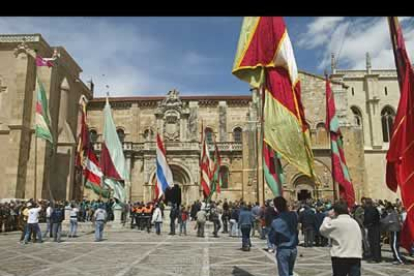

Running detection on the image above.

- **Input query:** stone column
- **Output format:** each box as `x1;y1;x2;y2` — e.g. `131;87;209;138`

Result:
125;155;132;202
218;101;227;142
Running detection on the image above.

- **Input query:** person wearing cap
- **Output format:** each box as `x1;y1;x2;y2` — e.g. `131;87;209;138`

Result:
93;204;107;242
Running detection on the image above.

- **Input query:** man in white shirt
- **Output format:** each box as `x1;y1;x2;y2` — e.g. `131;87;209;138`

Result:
320;201;362;276
23;201;44;244
43;202;53;239
93;204;107;242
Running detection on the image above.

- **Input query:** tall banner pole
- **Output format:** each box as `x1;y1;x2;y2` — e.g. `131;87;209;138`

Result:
34;135;38;200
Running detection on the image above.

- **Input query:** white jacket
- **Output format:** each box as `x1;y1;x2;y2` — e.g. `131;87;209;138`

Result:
320;215;362;259
152;207;163;223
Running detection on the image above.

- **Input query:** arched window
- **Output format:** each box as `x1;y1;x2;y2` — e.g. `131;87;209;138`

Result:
205;127;214;144
219;166;229;189
89;129;98;143
143;129;154;141
117;128;125;143
381;107;395;143
233;127;242;143
351;106;363;127
316;123;328;146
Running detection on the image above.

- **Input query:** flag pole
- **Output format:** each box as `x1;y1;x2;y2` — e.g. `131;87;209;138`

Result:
34;135;37;200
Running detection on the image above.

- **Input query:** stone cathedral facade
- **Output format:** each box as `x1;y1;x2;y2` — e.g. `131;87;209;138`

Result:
0;34;401;204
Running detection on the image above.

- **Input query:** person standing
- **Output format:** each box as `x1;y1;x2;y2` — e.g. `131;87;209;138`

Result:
221;199;230;234
210;203;221;238
268;197;299;276
238;204;254;251
19;203;30;242
264;200;278;252
23;201;44;244
196;207;207;238
152;203;163;235
381;203;404;264
179;206;189;236
320;201;362;276
251;202;262;238
364;198;382;263
169;204;178;235
43;202;53;239
51;202;65;243
299;204;317;248
93;204;107;242
69;203;79;238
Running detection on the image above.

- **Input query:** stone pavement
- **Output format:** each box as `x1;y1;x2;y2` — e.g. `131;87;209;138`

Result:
0;221;413;276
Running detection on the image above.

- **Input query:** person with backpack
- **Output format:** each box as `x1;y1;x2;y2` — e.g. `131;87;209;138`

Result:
51;202;65;243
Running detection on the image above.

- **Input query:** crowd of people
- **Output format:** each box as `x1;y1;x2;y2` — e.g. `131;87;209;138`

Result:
1;196;412;276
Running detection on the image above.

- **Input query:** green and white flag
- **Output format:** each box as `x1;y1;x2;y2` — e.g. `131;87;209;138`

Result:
35;77;53;143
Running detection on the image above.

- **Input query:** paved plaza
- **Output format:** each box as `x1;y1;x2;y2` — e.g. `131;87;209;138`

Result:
0;222;413;276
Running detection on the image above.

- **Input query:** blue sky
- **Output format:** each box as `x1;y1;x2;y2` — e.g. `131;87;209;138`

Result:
0;17;413;97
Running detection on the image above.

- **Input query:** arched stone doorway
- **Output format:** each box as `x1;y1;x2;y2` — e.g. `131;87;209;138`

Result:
293;175;315;201
150;164;196;205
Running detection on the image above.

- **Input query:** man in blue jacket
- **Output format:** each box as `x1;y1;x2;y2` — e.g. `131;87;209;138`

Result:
269;196;299;276
238;203;254;251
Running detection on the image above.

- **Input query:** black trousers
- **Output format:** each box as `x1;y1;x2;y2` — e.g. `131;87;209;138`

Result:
332;257;361;276
304;227;315;247
367;226;382;262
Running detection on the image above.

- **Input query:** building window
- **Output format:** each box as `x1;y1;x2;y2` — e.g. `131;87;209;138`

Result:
219;166;229;189
381;107;395;143
117;128;125;143
144;129;154;141
205;127;214;144
351;106;363;127
316;123;328;146
351;87;355;96
89;129;98;143
385;86;388;96
233;127;242;143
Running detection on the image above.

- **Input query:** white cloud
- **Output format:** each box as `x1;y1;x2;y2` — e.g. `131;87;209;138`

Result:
0;17;220;96
297;17;345;49
298;16;414;70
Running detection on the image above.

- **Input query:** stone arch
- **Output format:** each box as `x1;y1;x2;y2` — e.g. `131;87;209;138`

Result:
381;105;396;143
149;162;194;187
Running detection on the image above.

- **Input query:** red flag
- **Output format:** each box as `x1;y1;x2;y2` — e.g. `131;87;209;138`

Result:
325;77;355;207
76;96;89;168
200;122;212;198
386;17;414;251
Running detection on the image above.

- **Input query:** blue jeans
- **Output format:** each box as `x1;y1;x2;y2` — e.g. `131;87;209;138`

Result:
70;219;78;237
154;222;162;235
180;221;187;235
240;225;251;248
95;221;104;241
24;223;43;243
276;248;297;276
43;218;52;238
52;222;62;242
263;226;275;250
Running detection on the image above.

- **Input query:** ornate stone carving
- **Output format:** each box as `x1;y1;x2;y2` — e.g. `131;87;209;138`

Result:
13;39;30;58
155;89;190;142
